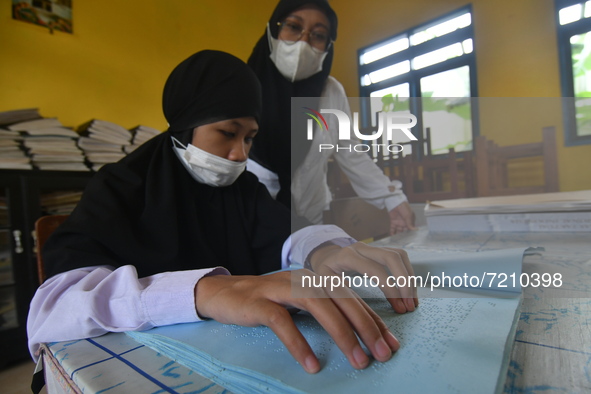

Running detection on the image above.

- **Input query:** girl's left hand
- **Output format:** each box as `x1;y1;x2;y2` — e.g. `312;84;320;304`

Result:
308;242;419;314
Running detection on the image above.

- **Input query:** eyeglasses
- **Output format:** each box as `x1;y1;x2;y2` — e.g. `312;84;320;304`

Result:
277;20;332;52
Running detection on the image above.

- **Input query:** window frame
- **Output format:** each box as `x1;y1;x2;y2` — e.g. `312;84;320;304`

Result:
356;4;479;157
556;0;591;146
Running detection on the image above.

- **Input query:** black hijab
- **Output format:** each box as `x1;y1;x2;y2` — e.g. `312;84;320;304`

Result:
247;0;338;208
43;50;290;279
164;51;262;133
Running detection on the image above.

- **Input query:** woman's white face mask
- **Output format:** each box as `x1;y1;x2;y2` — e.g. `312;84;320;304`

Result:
172;138;246;187
268;24;328;82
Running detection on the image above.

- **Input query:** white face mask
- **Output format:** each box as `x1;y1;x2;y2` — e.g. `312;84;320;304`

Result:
172;138;246;187
268;24;328;82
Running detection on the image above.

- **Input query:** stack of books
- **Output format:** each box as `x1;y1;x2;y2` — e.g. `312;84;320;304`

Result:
77;119;132;171
40;190;84;215
0;178;18;324
7;118;88;171
0;108;42;126
0;108;43;170
0;109;162;172
0;195;7;225
0;129;31;170
125;125;161;154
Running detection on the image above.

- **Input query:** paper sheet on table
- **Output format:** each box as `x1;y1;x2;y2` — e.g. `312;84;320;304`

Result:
405;247;542;294
127;248;531;394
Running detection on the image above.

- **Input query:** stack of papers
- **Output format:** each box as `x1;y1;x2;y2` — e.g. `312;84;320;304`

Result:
425;191;591;232
0;108;41;126
0;110;42;169
8;118;88;171
40;190;84;215
77;119;130;170
426;191;591;215
0;130;31;170
0;109;163;172
77;119;133;146
128;248;530;393
125;125;161;153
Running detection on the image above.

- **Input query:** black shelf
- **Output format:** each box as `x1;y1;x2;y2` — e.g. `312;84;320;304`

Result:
0;170;93;367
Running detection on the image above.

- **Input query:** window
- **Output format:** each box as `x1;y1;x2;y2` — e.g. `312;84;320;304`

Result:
357;6;478;159
556;0;591;146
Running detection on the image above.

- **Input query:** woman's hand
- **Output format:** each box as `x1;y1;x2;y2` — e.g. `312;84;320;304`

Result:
195;271;400;374
309;242;419;314
388;201;417;235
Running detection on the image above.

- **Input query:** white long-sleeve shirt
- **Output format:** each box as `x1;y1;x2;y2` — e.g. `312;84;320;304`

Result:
27;225;354;361
247;76;407;224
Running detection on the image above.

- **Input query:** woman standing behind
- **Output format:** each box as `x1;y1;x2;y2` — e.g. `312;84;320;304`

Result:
247;0;416;234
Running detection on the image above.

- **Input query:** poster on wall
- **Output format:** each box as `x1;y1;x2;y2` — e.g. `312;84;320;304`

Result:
12;0;72;34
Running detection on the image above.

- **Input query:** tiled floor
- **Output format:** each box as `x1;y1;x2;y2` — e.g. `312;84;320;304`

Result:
0;358;46;394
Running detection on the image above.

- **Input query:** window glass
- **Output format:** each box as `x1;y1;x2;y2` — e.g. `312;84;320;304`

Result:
365;61;411;85
366;84;413;158
412;43;464;70
557;0;591;144
360;37;409;65
571;32;591;136
421;66;472;154
409;13;471;45
559;3;583;25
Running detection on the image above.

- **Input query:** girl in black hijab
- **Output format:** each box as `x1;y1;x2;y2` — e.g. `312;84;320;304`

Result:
247;0;417;234
40;50;288;279
28;50;416;375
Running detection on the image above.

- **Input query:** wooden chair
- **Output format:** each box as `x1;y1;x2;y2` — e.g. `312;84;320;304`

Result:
323;197;390;242
327;127;476;204
395;128;475;203
398;148;475;203
474;126;559;197
325;110;430;200
325;109;484;207
34;214;69;284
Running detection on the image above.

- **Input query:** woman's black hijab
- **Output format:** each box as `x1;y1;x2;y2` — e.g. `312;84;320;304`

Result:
164;51;262;135
247;0;338;208
43;50;290;279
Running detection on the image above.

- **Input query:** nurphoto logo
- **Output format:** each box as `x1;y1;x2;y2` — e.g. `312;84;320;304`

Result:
303;107;418;153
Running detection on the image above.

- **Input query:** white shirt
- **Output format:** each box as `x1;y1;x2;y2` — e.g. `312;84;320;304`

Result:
247;76;407;224
27;224;354;361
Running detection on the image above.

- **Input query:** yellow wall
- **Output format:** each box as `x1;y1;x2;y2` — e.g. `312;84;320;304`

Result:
1;0;589;191
0;0;277;130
